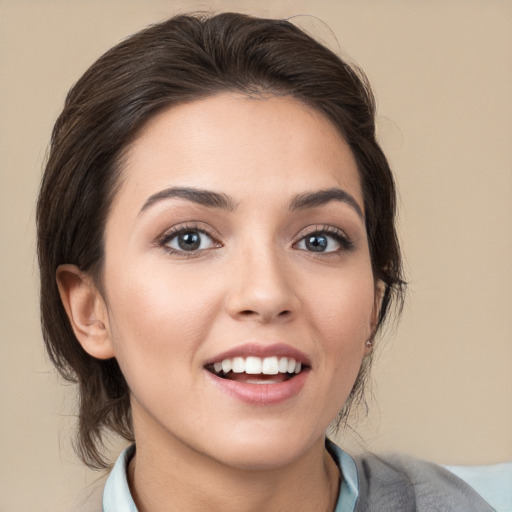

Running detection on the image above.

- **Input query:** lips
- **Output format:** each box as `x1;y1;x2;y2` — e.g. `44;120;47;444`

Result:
204;343;310;378
203;343;310;404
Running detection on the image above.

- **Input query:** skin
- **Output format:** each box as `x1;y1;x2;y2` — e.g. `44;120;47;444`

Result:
58;93;379;511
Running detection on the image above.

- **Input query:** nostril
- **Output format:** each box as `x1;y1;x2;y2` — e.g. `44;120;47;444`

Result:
237;309;291;320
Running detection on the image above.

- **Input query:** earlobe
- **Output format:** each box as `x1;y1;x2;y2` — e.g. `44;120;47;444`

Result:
56;264;115;360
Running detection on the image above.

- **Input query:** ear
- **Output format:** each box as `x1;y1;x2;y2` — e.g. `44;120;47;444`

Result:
372;280;385;328
56;264;115;360
365;280;385;355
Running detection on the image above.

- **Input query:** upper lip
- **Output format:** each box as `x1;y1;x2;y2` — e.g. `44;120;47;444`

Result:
204;343;311;367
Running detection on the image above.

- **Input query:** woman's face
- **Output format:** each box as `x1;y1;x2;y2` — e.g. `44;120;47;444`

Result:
100;93;377;469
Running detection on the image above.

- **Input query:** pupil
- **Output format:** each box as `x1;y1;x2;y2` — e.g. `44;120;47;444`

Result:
178;232;200;250
306;234;327;252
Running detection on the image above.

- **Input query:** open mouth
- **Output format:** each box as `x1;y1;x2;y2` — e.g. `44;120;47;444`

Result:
205;356;308;384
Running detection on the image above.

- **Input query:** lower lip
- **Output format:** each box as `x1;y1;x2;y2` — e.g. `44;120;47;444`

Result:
205;370;309;405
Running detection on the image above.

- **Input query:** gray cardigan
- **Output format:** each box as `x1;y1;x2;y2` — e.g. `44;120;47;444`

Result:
353;453;494;511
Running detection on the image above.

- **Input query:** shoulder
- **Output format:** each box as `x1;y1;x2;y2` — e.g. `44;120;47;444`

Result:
353;453;496;512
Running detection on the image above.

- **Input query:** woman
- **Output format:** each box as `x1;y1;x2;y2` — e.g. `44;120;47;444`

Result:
36;12;503;511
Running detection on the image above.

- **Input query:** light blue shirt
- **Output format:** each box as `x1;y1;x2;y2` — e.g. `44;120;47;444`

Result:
103;442;511;511
445;460;512;512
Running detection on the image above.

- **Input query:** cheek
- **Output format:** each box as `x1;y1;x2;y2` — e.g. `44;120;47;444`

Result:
102;263;228;420
103;260;222;375
306;266;376;342
302;264;375;386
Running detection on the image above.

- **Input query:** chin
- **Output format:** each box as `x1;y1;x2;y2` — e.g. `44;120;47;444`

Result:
204;423;324;472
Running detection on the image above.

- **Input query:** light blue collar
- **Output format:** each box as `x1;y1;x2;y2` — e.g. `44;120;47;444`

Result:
103;444;137;512
103;440;359;512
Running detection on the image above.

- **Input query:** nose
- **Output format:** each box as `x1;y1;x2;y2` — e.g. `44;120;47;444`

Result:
225;243;300;324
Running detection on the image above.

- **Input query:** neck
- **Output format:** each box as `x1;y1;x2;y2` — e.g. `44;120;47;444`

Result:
128;422;340;512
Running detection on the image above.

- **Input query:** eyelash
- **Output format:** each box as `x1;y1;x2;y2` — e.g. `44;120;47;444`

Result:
157;223;353;256
157;223;220;257
293;225;354;254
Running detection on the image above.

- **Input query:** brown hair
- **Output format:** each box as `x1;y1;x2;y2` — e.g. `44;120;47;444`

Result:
37;12;405;469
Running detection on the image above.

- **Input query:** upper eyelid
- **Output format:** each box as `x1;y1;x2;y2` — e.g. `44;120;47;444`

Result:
293;224;350;240
157;222;220;244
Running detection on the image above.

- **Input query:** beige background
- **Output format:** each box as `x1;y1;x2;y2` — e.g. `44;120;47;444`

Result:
1;0;511;510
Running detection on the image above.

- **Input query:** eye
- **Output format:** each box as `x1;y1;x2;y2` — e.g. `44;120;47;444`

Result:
295;227;353;254
160;226;219;254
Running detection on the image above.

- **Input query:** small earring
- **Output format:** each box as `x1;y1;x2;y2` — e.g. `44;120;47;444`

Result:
365;339;373;348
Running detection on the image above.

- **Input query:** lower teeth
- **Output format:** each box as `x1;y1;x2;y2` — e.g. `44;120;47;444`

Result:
216;372;295;382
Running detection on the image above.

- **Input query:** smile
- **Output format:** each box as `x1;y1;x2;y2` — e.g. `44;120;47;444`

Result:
204;345;311;404
206;356;304;384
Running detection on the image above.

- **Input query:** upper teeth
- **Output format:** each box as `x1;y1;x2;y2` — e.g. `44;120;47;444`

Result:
213;356;302;375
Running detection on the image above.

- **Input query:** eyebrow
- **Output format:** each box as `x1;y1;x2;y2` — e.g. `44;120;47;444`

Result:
289;188;364;220
139;185;363;220
139;187;237;215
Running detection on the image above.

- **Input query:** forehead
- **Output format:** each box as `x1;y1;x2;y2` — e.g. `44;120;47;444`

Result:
113;93;363;215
